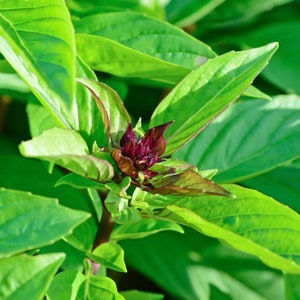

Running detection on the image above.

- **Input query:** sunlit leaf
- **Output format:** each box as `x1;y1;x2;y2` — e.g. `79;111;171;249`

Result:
87;242;127;273
150;43;278;155
46;270;86;300
88;276;125;300
0;253;65;300
19;127;114;181
77;77;131;145
0;0;75;128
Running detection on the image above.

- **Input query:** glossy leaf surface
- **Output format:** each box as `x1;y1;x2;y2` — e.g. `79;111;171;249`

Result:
150;43;278;155
0;0;75;128
74;12;215;85
0;253;65;300
175;95;300;183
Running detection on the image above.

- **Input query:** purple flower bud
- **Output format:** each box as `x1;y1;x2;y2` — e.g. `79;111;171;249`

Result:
112;121;172;181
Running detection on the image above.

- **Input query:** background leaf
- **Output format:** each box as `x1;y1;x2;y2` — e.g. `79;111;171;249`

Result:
158;184;300;274
175;95;300;183
67;0;165;19
0;253;65;300
199;0;293;28
0;0;75;128
233;21;300;94
121;228;284;300
74;12;215;85
284;274;300;300
75;34;189;86
150;43;278;155
241;162;300;213
165;0;225;27
0;188;90;258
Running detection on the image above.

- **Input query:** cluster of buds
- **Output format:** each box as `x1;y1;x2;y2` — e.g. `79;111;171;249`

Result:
111;122;172;184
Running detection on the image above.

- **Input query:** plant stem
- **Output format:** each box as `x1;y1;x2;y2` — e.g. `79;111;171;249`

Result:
92;192;114;250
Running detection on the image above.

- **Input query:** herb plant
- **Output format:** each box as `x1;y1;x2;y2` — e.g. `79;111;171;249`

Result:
1;1;300;299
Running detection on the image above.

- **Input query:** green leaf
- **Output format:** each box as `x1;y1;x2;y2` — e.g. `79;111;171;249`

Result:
27;101;57;138
242;85;271;100
74;57;106;147
19;127;114;181
0;149;98;259
105;191;141;224
75;33;189;86
88;276;125;300
121;228;284;300
200;0;293;28
0;253;65;300
67;0;165;19
284;274;300;300
106;177;131;199
46;270;85;300
121;290;164;300
131;187;177;210
158;184;300;274
236;21;300;94
0;188;90;258
165;0;225;27
74;12;215;85
150;43;278;155
0;72;29;93
88;242;127;273
242;164;300;213
0;0;75;128
110;218;184;241
77;78;131;145
175;95;300;183
55;173;106;190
